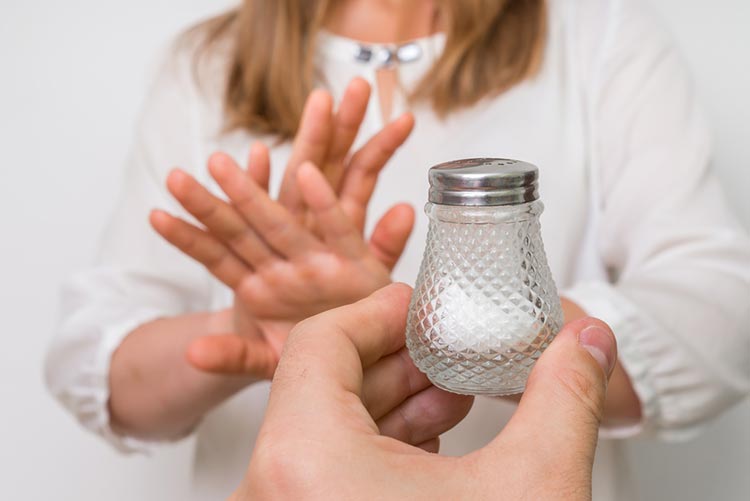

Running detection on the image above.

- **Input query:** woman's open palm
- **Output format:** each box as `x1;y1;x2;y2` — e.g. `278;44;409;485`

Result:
150;79;415;378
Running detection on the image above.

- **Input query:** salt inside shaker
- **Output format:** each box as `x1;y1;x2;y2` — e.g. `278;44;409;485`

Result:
406;158;563;396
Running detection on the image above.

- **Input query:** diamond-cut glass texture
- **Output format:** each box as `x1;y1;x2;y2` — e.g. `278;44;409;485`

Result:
406;202;563;396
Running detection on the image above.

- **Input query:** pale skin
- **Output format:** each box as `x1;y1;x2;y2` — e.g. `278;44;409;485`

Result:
109;0;640;440
231;284;618;500
110;79;421;439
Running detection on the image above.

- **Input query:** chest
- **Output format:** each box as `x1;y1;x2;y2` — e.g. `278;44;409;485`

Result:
206;41;594;293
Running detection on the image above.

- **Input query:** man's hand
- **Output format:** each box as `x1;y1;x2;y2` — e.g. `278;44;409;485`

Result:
232;284;617;500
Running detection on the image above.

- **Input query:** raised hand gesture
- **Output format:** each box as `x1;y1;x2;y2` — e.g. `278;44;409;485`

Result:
151;79;415;379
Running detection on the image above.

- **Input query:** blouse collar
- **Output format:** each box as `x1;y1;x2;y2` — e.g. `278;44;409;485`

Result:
317;30;446;70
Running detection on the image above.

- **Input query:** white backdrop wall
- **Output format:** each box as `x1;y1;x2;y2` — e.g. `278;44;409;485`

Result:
1;1;747;500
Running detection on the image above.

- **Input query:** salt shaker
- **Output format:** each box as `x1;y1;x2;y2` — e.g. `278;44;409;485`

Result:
406;158;563;396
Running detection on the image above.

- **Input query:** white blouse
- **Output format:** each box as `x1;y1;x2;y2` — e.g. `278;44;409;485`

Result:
45;0;750;499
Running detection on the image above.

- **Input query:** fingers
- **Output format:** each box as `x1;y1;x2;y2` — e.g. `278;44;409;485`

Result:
247;142;270;191
416;438;440;454
340;112;415;229
265;283;413;422
325;78;371;190
297;162;367;258
496;318;617;465
208;152;322;258
278;89;334;214
149;209;248;289
361;348;431;420
376;386;474;447
165;168;277;267
186;334;278;380
369;203;415;271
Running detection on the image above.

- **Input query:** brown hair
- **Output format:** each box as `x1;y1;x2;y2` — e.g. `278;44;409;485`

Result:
191;0;546;139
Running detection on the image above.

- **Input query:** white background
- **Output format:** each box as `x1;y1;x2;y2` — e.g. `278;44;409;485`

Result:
1;1;748;499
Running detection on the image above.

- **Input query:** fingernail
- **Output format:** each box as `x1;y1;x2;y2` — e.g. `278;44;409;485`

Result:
578;325;616;375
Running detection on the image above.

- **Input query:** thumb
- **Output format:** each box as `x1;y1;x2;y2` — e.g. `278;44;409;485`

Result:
186;334;278;379
498;318;617;465
369;203;415;270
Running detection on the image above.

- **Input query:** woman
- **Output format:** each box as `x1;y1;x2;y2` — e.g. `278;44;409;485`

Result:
46;0;750;499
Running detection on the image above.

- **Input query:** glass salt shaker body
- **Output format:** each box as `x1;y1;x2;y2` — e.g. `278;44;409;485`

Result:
406;158;563;396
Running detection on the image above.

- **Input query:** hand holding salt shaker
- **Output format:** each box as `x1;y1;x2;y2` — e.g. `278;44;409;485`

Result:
406;158;563;396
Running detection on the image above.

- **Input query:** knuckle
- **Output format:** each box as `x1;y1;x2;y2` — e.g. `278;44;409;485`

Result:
555;366;605;422
235;276;259;301
260;261;290;288
233;192;257;215
396;348;426;395
264;220;293;243
287;316;320;347
195;200;219;221
394;405;415;444
179;233;197;252
227;227;257;255
296;263;321;284
205;250;227;270
249;438;317;497
374;141;394;160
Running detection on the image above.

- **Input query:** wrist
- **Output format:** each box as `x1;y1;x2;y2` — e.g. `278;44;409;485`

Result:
207;307;235;334
559;296;642;425
109;310;254;440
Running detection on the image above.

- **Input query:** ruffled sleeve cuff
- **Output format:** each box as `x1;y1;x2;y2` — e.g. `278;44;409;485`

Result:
561;281;705;442
48;310;169;455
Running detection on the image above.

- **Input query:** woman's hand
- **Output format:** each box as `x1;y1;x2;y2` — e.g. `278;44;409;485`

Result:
150;80;415;378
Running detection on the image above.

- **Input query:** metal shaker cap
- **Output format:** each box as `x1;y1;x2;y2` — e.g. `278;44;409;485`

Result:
428;158;539;206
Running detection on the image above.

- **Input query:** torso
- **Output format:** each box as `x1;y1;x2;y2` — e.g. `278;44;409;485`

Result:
185;2;629;498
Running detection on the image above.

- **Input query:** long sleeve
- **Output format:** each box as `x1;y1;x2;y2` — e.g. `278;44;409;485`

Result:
563;0;750;440
44;45;215;452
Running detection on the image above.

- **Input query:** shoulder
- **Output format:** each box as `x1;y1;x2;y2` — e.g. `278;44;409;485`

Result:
135;20;234;142
549;0;674;77
145;20;232;112
552;0;665;36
